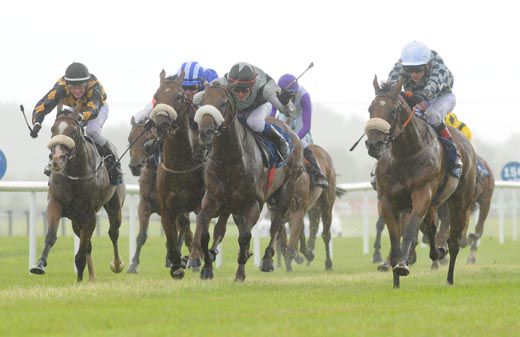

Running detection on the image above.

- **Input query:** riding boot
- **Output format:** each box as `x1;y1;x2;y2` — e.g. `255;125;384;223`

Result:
303;147;329;188
262;123;288;161
101;141;123;185
436;122;462;178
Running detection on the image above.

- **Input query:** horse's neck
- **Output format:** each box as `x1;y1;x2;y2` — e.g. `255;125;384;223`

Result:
391;117;430;157
162;128;195;167
67;138;98;174
211;120;249;164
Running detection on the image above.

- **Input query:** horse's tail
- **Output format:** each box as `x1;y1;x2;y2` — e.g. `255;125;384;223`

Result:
335;186;347;198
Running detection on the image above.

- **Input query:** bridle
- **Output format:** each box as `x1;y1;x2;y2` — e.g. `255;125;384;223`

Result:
372;93;414;144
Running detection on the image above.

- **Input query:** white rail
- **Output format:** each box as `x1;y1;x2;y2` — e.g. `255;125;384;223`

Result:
1;180;519;271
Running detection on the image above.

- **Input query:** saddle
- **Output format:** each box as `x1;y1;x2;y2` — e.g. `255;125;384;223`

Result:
237;117;292;168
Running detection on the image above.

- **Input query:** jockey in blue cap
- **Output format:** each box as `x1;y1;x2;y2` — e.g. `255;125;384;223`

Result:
270;73;328;188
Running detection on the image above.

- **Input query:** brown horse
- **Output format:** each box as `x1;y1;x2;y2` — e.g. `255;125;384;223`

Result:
29;109;125;281
190;83;304;281
151;71;230;279
435;155;495;265
277;144;345;272
126;116;194;273
365;77;476;287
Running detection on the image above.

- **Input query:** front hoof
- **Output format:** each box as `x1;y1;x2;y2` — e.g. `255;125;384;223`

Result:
200;267;214;280
437;246;448;260
234;273;246;282
377;262;391;272
126;263;138;274
304;250;315;262
393;264;410;276
170;267;185;280
110;260;124;273
209;249;218;262
294;254;305;264
30;265;46;275
372;252;383;263
260;259;274;272
431;260;440;270
180;256;189;269
468;233;479;244
187;257;201;269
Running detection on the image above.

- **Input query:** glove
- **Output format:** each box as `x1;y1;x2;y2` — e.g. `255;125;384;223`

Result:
30;122;41;138
408;93;425;108
277;90;293;105
281;102;296;117
144;118;154;131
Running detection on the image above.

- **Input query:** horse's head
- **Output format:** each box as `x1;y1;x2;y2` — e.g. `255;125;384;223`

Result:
128;116;155;176
193;84;235;146
365;76;405;159
151;70;188;139
48;109;82;173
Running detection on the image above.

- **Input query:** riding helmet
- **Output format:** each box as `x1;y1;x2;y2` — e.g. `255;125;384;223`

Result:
400;41;432;66
178;61;205;87
64;62;90;84
227;62;257;86
278;74;299;93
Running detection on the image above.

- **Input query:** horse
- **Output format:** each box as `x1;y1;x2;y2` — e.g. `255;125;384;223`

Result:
151;71;230;279
435;155;495;265
190;83;304;281
365;77;476;287
277;144;346;272
126;116;194;273
29;109;125;281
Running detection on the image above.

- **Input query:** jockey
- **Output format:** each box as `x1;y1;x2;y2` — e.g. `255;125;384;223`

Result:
214;62;290;160
388;41;462;178
444;112;472;141
30;62;123;185
133;61;217;125
270;74;328;188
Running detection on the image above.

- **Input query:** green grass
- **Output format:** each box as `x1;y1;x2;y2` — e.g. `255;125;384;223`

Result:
0;234;519;337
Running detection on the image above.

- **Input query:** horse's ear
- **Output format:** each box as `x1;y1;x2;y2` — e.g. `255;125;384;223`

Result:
373;75;381;94
391;78;403;98
131;116;136;126
178;69;185;84
160;69;166;83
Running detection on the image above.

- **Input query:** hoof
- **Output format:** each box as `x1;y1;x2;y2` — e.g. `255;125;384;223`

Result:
468;233;479;245
126;263;138;274
30;265;46;275
372;252;383;263
180;256;189;269
304;251;315;262
393;264;410;276
234;274;246;282
437;246;448;260
170;267;185;280
294;254;305;264
325;261;333;271
110;261;124;273
187;257;201;269
439;257;449;266
466;256;476;264
209;249;218;262
200;267;214;280
431;261;440;270
377;262;391;272
260;259;274;272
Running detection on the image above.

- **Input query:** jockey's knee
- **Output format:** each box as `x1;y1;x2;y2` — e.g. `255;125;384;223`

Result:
247;117;266;133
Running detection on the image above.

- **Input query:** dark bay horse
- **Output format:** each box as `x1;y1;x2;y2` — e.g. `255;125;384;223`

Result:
190;83;304;281
151;71;229;279
435;155;495;265
30;109;125;281
365;77;476;287
126;116;194;273
278;144;345;272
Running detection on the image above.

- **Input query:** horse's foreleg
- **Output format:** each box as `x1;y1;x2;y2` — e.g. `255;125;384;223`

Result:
285;210;305;272
30;200;62;275
75;225;94;282
260;211;284;273
235;203;260;282
373;215;386;263
306;207;320;252
105;198;124;274
210;212;230;261
127;200;152;274
161;210;183;279
278;225;287;269
380;198;402;288
86;240;95;282
447;208;470;285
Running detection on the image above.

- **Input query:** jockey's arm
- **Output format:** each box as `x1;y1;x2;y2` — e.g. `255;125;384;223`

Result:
386;61;406;86
80;85;104;121
297;93;312;139
32;79;67;124
262;80;285;111
421;63;454;100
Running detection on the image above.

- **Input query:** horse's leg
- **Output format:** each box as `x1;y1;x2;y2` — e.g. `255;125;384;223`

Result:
210;212;231;262
75;220;95;282
30;199;62;275
235;203;260;282
468;196;491;264
420;208;442;270
127;200;152;273
278;224;288;270
104;194;124;274
298;226;312;264
306;207;320;253
161;210;184;279
86;239;95;282
320;200;334;271
285;209;305;272
380;197;402;288
176;213;191;268
447;207;469;285
373;215;386;264
260;210;284;272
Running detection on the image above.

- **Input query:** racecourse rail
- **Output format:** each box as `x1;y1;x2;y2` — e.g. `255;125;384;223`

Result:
0;180;518;272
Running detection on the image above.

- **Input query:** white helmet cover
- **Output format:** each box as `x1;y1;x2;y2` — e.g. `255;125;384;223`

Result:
400;41;432;66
